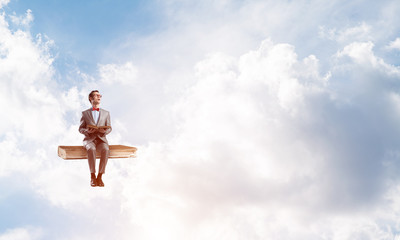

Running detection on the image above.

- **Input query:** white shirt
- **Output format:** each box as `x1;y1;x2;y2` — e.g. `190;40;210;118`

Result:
91;108;100;124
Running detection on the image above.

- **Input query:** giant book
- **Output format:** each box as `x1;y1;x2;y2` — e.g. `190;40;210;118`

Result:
58;145;137;160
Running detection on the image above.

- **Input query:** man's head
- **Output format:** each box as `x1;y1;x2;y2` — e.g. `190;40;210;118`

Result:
88;90;102;106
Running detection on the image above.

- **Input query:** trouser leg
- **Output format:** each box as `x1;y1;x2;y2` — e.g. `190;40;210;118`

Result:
97;142;109;174
85;142;97;174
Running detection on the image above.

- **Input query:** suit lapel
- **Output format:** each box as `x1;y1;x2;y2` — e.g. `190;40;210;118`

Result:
97;109;102;126
86;109;96;125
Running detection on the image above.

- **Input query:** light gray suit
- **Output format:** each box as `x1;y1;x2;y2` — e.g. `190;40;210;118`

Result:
79;108;112;174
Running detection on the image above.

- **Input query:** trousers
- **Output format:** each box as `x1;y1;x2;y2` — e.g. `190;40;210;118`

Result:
85;138;109;174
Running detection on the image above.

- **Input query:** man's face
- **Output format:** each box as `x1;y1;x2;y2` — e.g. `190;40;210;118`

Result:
91;92;102;105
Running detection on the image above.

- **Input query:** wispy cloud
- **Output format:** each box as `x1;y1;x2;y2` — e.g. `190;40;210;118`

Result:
0;227;42;240
0;0;9;9
98;62;138;86
387;38;400;50
9;9;34;27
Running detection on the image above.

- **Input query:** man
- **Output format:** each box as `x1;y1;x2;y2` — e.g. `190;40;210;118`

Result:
79;90;112;187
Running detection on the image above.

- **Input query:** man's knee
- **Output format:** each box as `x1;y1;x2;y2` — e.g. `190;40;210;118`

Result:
86;145;96;152
101;145;109;153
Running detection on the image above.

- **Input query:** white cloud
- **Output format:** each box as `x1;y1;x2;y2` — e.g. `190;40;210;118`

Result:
336;41;400;77
319;22;372;43
10;9;34;27
109;36;400;239
0;8;68;184
337;41;378;65
387;37;400;50
98;62;138;85
0;0;9;9
0;12;65;143
0;227;42;240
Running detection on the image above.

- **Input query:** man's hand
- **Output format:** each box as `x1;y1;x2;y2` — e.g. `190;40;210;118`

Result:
88;128;97;134
98;128;107;134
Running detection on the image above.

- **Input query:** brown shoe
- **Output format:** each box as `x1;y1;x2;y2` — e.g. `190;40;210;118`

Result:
97;178;104;187
90;178;97;187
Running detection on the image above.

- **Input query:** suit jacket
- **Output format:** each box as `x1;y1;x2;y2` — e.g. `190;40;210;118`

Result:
79;108;112;146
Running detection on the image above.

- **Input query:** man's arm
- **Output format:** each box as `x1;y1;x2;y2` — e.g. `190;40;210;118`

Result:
99;112;112;135
105;112;112;135
79;112;88;135
79;112;95;136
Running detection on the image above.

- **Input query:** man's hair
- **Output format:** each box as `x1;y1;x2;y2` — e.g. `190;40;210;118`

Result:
88;90;99;103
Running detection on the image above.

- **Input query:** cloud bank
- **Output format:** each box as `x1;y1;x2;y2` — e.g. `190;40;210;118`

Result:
114;38;400;239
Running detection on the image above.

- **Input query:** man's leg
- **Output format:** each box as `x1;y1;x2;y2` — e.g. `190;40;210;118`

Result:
96;142;109;187
85;142;97;187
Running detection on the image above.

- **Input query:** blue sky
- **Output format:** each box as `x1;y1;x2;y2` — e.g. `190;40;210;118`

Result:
5;0;161;73
2;0;400;239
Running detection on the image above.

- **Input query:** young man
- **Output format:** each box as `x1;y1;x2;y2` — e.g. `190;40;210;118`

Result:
79;90;112;187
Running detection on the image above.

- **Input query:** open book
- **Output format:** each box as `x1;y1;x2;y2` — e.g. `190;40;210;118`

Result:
87;125;111;130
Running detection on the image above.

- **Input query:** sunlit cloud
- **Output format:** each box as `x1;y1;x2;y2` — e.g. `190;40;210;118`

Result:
0;227;42;240
98;62;138;86
387;37;400;50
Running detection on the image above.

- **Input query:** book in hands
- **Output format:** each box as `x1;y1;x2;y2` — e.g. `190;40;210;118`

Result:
87;125;111;130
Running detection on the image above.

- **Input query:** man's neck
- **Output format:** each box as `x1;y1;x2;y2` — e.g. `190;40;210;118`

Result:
92;103;100;109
